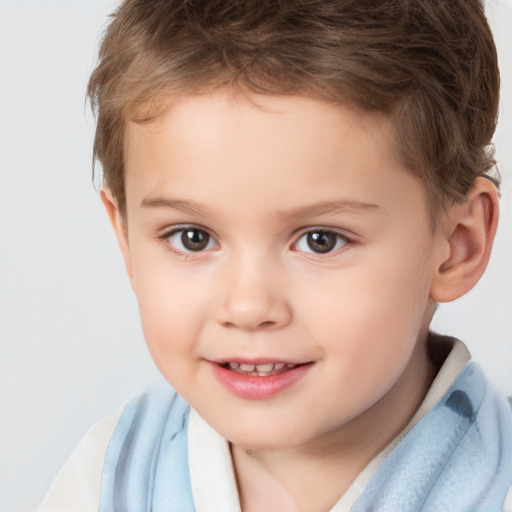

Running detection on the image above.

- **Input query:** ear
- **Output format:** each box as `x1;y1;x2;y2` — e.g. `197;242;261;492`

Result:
100;188;133;283
430;177;499;303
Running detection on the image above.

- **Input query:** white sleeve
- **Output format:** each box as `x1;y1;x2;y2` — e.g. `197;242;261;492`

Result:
504;485;512;512
35;408;122;512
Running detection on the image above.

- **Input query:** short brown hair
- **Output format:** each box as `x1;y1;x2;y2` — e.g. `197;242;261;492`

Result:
88;0;500;224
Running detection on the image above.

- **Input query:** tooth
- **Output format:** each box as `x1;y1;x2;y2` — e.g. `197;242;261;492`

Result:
286;363;296;368
240;363;256;372
255;363;274;372
229;362;240;369
274;363;285;370
258;372;270;376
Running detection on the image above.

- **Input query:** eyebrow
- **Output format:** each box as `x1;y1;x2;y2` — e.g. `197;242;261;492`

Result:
273;200;382;221
140;195;382;219
141;196;211;217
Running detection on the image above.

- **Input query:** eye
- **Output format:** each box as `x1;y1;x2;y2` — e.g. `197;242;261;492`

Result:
166;227;217;253
295;230;348;254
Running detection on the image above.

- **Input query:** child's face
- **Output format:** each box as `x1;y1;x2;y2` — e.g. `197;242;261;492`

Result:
114;92;443;450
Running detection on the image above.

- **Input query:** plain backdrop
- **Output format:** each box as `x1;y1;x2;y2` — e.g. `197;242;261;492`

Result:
0;1;511;511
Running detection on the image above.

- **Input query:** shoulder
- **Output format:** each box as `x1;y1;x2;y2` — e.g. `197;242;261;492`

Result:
35;384;189;512
35;407;123;512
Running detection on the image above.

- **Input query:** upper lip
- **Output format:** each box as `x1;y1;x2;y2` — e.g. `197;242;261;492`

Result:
210;357;311;365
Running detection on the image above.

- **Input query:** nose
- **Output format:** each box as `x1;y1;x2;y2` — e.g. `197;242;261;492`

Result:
214;255;292;332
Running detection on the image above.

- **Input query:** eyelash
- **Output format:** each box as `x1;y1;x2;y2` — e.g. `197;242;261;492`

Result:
157;226;354;258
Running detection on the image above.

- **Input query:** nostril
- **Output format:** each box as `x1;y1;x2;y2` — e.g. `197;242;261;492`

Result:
219;319;277;332
215;291;292;331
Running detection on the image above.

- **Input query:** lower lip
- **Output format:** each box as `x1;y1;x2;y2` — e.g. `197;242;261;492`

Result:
210;362;312;400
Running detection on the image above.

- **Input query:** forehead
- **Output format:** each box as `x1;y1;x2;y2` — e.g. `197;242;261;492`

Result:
123;92;428;228
127;91;394;151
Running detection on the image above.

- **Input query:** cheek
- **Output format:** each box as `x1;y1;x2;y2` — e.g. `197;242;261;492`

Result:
299;254;432;383
130;251;212;363
135;278;212;394
302;262;429;335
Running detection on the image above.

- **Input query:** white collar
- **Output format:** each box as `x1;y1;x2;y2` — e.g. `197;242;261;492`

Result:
188;406;241;512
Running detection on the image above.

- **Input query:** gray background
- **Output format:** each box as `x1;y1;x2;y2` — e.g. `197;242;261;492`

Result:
1;1;511;510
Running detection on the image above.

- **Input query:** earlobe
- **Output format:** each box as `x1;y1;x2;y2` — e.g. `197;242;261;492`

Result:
430;177;499;303
100;189;133;282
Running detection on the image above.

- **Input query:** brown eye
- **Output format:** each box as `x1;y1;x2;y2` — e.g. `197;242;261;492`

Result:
167;227;216;253
181;229;209;251
307;232;337;253
295;230;348;254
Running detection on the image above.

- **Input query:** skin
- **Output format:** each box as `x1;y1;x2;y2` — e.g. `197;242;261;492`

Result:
103;92;498;512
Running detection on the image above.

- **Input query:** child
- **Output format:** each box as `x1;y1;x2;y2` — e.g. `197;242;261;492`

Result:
37;0;512;510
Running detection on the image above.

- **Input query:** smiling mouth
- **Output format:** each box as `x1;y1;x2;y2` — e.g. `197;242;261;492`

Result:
212;360;313;399
219;361;303;377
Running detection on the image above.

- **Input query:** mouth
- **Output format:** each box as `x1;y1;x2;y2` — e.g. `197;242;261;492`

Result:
211;359;313;399
218;361;301;377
